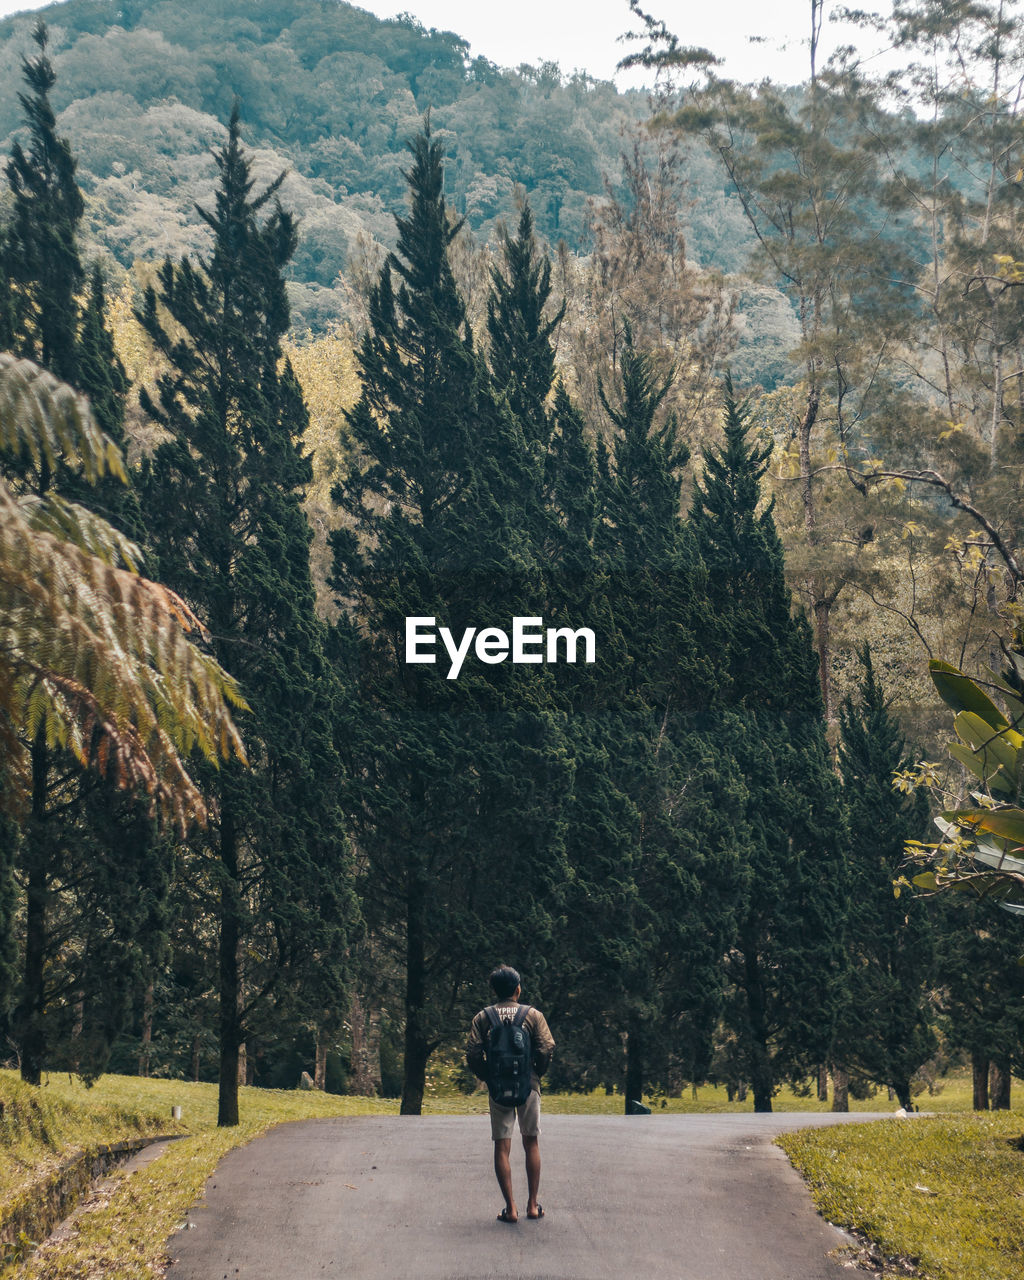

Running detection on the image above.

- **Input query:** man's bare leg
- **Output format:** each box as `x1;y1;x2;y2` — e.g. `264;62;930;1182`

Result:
494;1138;517;1221
523;1135;541;1217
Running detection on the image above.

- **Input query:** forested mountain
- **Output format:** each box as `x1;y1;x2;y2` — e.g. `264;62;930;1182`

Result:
0;0;754;331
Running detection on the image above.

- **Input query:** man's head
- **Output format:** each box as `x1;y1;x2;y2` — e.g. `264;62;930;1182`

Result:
489;965;521;1001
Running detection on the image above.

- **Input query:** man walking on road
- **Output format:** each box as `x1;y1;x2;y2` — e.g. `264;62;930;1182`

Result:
466;965;555;1224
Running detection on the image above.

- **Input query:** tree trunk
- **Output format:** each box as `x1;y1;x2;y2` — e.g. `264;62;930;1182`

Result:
400;874;429;1115
972;1053;990;1111
19;738;49;1086
812;590;835;725
401;1030;429;1115
314;1037;328;1091
237;1042;247;1087
892;1077;912;1111
349;992;366;1093
989;1060;1011;1110
798;386;820;539
138;980;154;1077
217;803;242;1127
817;1064;828;1102
348;991;376;1095
743;935;773;1112
191;1032;201;1084
349;991;383;1096
366;1005;382;1093
795;382;839;728
69;993;84;1072
830;1064;849;1112
624;1023;644;1114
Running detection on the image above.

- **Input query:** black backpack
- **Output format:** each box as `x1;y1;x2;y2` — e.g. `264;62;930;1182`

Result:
484;1004;533;1107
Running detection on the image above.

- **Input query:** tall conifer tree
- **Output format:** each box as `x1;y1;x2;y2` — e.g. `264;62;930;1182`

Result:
692;378;848;1111
487;204;563;451
532;330;733;1102
2;21;82;390
332;124;565;1114
2;21;149;1085
835;648;934;1108
586;334;730;1103
139;110;353;1126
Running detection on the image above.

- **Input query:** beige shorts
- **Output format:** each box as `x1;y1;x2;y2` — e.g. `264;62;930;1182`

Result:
489;1088;541;1140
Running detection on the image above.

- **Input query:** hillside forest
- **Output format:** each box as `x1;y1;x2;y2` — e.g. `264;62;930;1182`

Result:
1;0;1024;1125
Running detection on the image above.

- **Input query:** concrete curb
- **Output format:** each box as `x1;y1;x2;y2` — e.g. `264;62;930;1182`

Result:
1;1133;185;1269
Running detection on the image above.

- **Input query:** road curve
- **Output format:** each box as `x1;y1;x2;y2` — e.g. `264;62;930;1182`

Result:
165;1111;887;1279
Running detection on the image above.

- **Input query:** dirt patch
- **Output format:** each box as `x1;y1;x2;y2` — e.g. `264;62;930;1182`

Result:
831;1229;922;1276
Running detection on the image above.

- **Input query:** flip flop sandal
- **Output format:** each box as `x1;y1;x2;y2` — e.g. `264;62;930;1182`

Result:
497;1208;518;1223
527;1205;545;1219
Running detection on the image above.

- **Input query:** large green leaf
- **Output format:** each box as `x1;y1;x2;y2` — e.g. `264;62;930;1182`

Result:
976;809;1024;847
934;815;1022;871
971;845;1024;874
946;871;1024;904
930;659;1010;730
983;670;1024;730
947;741;1014;795
952;710;1021;795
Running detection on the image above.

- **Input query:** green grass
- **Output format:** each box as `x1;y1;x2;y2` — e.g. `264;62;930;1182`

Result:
2;1074;401;1280
778;1112;1024;1280
0;1072;185;1221
1;1068;1017;1278
422;1066;988;1115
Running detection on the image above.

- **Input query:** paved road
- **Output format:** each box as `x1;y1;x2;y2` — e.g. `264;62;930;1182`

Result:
165;1112;887;1279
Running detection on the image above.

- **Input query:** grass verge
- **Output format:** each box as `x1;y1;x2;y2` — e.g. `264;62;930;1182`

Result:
778;1112;1024;1280
422;1067;1010;1114
4;1076;400;1280
0;1072;190;1274
0;1072;183;1212
3;1068;1020;1278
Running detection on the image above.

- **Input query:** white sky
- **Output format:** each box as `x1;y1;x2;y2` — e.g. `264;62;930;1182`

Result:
0;0;886;86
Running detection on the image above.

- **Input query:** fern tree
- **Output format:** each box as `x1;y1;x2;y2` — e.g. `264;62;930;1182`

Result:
0;24;167;1083
0;355;246;1080
139;110;355;1126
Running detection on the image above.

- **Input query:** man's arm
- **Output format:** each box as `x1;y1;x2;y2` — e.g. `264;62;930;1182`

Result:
466;1011;488;1081
529;1009;555;1076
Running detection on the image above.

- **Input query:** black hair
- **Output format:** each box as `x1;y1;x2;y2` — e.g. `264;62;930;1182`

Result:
489;965;521;1000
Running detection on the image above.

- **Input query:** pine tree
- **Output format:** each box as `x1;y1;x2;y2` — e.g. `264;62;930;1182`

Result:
692;378;848;1111
139;109;354;1126
1;25;133;525
836;647;935;1108
543;331;732;1105
2;22;83;389
331;123;565;1114
2;25;160;1085
940;897;1024;1110
487;203;563;451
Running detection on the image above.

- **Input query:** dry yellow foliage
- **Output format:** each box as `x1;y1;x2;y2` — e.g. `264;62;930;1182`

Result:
283;327;362;614
0;356;246;830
